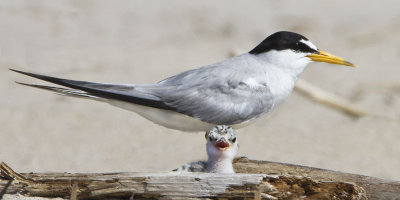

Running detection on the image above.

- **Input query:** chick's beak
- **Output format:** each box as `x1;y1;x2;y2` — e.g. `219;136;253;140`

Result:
306;50;356;67
215;140;230;151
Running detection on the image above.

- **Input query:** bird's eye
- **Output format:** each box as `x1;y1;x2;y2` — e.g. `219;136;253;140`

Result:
231;137;236;143
209;137;214;142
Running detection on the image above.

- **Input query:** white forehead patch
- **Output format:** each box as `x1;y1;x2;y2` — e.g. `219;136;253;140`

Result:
300;39;318;51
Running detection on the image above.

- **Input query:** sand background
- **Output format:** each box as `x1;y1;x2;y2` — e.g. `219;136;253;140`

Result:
1;0;400;181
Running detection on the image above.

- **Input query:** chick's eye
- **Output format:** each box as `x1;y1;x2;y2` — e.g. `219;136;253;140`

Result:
232;137;236;143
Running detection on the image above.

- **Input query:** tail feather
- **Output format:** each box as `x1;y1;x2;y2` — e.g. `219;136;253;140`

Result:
16;82;106;101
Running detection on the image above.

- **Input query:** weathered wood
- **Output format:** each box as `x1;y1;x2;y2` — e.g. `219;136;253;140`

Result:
234;158;400;200
0;162;369;200
2;159;399;199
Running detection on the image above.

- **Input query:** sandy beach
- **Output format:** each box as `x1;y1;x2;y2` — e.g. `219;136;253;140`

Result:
1;0;400;181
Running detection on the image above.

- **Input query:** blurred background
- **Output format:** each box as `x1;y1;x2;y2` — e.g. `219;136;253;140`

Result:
1;0;400;180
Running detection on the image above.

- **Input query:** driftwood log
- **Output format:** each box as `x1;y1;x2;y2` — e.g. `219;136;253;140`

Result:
1;159;399;200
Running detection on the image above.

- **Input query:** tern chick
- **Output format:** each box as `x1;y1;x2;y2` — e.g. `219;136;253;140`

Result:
174;125;238;173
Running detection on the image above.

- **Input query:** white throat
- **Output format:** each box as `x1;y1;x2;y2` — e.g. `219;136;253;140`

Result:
205;143;237;173
206;155;235;173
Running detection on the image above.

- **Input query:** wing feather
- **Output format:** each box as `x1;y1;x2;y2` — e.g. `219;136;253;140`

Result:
11;69;173;111
153;64;274;124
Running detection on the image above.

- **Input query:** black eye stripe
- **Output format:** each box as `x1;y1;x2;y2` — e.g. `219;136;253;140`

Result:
294;42;318;53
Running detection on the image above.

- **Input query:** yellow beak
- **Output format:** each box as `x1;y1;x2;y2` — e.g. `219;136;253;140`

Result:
306;50;356;67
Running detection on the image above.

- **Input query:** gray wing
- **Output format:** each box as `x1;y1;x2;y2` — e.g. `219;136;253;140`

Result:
153;64;274;125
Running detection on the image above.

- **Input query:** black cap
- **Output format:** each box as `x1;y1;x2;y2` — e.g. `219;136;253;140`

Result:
249;31;319;55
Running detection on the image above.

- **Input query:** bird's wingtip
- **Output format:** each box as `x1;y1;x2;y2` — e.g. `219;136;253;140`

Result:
9;68;50;81
10;68;29;75
11;69;38;86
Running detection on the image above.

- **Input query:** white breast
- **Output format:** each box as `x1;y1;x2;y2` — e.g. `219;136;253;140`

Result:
108;100;258;132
